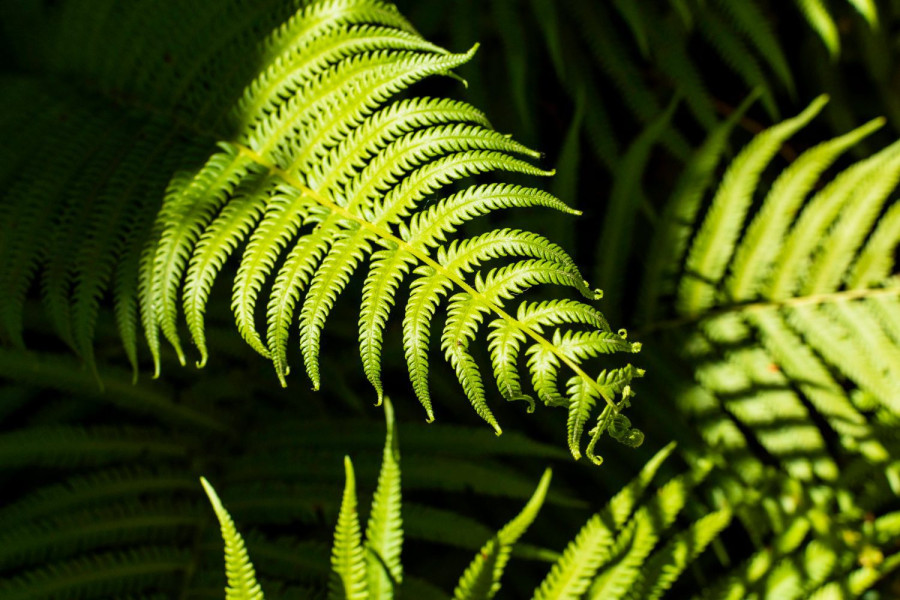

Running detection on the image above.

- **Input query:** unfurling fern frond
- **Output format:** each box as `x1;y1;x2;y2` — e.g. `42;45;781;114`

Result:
136;1;642;461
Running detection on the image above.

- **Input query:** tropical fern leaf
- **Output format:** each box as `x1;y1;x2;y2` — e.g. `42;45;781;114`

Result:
0;0;645;461
640;96;900;481
121;0;644;460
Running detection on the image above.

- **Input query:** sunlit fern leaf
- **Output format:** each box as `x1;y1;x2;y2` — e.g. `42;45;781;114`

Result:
694;491;899;600
635;98;900;597
584;470;726;600
531;444;723;600
201;478;266;600
677;95;829;314
133;1;642;460
453;537;501;600
451;469;551;600
623;508;731;600
531;446;663;598
671;97;900;423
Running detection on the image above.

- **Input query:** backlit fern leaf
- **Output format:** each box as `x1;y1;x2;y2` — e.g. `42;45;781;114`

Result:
135;1;642;460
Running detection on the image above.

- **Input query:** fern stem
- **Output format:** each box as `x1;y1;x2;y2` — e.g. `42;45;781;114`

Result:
232;144;620;414
640;285;900;335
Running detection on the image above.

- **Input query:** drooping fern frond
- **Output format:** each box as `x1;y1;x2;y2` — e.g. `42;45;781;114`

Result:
0;0;643;461
128;0;642;460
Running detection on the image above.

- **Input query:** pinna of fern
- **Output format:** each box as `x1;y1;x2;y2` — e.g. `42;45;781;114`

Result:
134;0;644;462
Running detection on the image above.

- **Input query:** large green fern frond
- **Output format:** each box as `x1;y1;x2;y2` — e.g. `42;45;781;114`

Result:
639;96;900;479
0;0;642;462
128;1;642;460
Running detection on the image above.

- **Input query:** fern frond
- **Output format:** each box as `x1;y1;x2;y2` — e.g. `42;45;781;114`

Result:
678;95;829;314
451;469;551;600
624;508;731;600
116;1;643;459
365;398;403;600
329;457;368;600
531;444;684;599
201;478;266;600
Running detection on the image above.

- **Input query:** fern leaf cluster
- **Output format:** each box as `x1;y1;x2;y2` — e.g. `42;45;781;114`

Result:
2;0;900;598
204;412;738;600
0;361;569;597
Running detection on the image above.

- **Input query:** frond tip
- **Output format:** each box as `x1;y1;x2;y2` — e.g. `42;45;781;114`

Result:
200;477;265;600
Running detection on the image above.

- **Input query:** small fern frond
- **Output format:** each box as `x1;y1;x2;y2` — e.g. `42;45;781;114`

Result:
531;444;698;600
201;477;265;600
452;468;552;600
365;398;403;600
329;457;369;600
